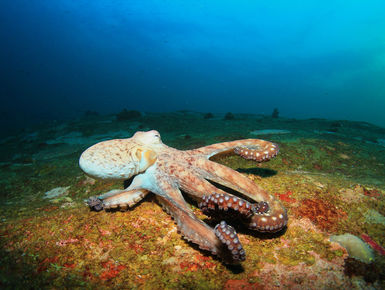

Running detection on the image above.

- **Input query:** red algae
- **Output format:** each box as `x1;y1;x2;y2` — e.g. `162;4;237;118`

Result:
178;254;217;273
275;190;296;203
363;187;381;198
63;263;76;269
292;198;347;232
224;279;260;290
37;256;59;273
99;261;126;281
361;234;385;256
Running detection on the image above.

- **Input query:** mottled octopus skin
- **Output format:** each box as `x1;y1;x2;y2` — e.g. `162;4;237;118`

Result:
199;193;270;221
79;130;287;264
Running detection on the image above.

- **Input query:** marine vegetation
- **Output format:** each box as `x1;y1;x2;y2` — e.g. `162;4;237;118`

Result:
0;112;384;288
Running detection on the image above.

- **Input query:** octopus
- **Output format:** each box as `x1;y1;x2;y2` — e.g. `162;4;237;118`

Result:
79;130;288;264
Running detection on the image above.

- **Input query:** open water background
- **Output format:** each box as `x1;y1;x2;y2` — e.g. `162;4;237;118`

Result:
1;0;385;135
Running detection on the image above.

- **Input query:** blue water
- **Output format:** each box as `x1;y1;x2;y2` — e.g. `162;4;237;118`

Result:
1;0;385;134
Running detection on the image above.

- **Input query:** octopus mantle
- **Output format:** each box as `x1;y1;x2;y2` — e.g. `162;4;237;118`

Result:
79;130;288;264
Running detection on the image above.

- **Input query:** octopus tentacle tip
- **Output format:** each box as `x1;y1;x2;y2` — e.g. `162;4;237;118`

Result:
215;221;246;263
253;201;270;214
201;192;288;233
200;192;258;220
87;196;104;211
249;210;288;232
234;142;279;162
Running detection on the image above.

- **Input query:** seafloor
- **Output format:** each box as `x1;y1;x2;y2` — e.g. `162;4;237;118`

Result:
0;111;384;289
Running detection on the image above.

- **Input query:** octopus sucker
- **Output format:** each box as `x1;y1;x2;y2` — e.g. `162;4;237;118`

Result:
87;196;104;211
155;194;235;261
214;221;246;263
80;130;288;264
199;192;286;233
234;143;279;162
88;188;149;211
249;206;288;232
254;201;270;214
199;193;255;219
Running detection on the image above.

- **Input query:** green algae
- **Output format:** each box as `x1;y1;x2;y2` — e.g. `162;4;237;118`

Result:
275;226;336;266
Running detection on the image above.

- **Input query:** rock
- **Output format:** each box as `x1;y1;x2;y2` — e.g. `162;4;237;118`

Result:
250;129;290;135
44;186;70;199
330;234;374;264
338;153;350;160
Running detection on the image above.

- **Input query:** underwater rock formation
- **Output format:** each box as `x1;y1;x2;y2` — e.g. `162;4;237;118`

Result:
250;129;290;136
330;234;374;264
224;112;235;120
271;108;279;118
44;186;70;199
116;109;142;121
203;112;214;119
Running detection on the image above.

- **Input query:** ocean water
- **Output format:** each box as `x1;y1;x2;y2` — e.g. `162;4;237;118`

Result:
1;1;385;289
1;0;385;135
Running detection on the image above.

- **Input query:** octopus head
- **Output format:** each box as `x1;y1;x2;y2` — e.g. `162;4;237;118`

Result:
131;130;162;145
79;131;159;180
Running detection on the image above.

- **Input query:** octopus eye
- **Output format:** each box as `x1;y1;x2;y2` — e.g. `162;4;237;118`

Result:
153;133;161;141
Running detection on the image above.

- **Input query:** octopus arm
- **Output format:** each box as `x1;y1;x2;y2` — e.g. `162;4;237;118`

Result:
176;168;230;200
194;158;288;232
156;194;245;264
194;158;271;202
190;139;279;162
87;188;149;211
150;175;245;264
156;194;220;251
